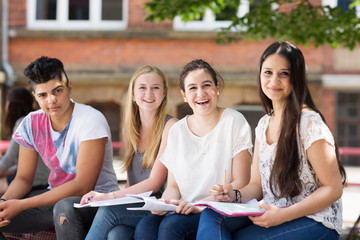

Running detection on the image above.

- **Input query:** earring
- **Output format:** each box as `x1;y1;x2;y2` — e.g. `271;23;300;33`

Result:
133;97;136;102
184;98;187;102
217;92;220;96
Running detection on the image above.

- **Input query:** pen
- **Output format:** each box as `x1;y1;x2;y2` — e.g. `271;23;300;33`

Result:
223;170;226;188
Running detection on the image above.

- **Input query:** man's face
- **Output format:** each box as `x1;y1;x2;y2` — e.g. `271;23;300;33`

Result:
32;78;72;120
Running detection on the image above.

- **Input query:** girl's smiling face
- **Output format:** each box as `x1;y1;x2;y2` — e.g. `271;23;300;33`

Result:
260;54;292;104
133;72;166;114
181;69;219;116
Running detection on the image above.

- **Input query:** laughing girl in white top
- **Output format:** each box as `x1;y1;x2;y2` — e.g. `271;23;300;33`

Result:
134;59;253;240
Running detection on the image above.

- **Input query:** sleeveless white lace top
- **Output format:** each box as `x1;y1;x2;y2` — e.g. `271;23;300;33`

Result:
255;111;342;234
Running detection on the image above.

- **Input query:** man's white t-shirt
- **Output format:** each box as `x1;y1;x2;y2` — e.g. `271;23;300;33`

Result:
13;101;119;192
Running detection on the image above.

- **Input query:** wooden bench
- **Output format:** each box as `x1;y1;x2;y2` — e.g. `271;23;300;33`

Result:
2;229;56;240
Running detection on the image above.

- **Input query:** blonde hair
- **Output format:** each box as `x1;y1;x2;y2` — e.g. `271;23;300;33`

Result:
122;66;169;171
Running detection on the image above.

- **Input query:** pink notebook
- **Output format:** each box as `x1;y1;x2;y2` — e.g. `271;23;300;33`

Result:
194;201;265;217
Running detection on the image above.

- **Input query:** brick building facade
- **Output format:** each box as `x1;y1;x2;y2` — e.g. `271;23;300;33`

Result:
1;0;360;163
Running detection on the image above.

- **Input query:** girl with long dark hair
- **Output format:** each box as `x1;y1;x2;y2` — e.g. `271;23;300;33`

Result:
197;42;346;240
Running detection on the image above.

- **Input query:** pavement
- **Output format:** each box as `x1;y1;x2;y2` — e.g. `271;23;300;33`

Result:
113;158;360;238
341;166;360;238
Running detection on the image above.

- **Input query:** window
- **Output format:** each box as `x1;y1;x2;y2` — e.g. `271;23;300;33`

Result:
233;105;264;143
173;0;277;31
173;0;250;31
322;0;360;17
338;0;353;10
336;91;360;165
27;0;128;30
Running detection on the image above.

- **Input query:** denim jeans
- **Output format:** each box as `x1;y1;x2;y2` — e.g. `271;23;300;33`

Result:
197;208;252;240
0;189;54;240
85;202;150;240
197;208;339;240
135;212;200;240
108;225;136;240
53;196;99;240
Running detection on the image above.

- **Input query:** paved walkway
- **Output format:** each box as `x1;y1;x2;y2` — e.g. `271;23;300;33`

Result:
341;166;360;238
113;158;127;185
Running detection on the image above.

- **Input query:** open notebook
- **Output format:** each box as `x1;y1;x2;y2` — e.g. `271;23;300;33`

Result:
73;191;152;208
74;191;265;216
192;200;265;216
126;196;265;217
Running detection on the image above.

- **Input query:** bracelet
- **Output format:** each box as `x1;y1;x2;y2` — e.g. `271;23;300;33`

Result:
233;190;242;203
112;192;116;199
0;198;6;202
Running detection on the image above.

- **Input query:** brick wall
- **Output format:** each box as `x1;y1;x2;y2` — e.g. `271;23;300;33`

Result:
322;88;335;132
9;37;328;72
5;0;358;143
9;0;26;27
128;0;172;29
322;46;335;74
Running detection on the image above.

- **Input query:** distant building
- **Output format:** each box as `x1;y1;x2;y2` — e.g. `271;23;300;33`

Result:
1;0;359;164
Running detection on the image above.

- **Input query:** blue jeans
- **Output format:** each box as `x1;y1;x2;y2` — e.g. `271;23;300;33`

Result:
53;196;99;240
197;208;252;240
85;203;150;240
0;189;54;240
135;212;200;240
197;208;339;240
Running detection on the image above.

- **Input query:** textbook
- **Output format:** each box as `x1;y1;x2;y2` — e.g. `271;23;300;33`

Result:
74;191;265;217
127;198;265;217
193;200;265;216
127;197;179;212
73;191;152;208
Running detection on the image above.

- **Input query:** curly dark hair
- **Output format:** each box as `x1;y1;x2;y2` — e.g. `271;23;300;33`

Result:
24;56;69;89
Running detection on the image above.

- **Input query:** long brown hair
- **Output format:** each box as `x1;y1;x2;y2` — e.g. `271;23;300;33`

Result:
257;41;346;199
122;66;169;171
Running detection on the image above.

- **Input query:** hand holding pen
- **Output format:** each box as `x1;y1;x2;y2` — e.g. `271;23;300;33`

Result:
209;170;235;202
80;191;113;205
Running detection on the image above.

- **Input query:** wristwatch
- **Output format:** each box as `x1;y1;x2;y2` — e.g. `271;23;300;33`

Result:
233;189;242;203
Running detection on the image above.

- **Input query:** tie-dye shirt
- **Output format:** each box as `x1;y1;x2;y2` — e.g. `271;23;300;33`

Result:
13;101;119;192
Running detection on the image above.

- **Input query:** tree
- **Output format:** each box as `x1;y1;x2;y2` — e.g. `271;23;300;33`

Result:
145;0;360;50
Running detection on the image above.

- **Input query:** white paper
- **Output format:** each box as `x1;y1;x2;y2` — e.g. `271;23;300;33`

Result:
192;199;265;216
245;198;261;208
73;191;153;208
127;197;180;211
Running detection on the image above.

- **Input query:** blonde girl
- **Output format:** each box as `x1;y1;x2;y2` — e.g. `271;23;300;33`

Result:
82;66;177;240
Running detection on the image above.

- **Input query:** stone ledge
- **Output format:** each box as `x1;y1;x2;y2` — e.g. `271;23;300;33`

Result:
10;28;222;40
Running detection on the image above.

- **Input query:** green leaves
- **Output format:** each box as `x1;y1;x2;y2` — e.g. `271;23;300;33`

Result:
145;0;360;50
